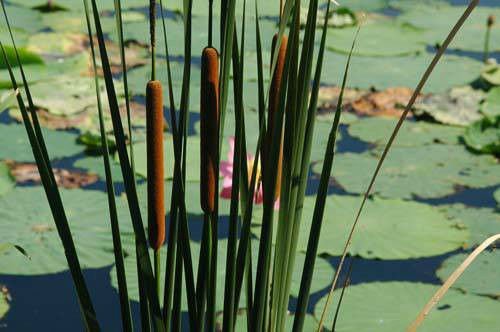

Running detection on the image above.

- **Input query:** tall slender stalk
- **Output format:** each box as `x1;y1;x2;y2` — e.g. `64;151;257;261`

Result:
83;1;133;330
484;15;495;63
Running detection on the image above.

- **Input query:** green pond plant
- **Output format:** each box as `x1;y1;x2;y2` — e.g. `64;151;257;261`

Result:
1;0;498;331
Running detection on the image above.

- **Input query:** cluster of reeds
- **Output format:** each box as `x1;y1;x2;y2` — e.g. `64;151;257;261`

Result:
0;0;490;331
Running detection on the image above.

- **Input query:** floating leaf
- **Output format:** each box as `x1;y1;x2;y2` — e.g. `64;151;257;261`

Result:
0;123;84;161
26;32;87;56
0;162;14;197
437;251;500;298
0;45;43;69
481;87;500;119
314;145;498;199
463;116;500;155
290;254;335;297
217;309;320;331
0;4;44;34
481;64;500;86
6;161;98;189
438;204;500;248
0;187;133;275
494;188;500;208
321;53;483;93
348;117;463;147
413;86;485;126
399;5;500;53
348;87;417;118
314;282;500;331
0;290;8;320
327;21;426;57
74;156;123;182
253;195;467;259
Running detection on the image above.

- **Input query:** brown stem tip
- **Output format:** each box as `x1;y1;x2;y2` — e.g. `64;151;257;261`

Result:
265;34;288;201
200;46;220;214
146;80;165;250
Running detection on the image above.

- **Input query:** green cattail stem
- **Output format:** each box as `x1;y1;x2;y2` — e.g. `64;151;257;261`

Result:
200;47;220;214
150;0;157;80
484;15;495;63
146;80;165;250
264;34;288;201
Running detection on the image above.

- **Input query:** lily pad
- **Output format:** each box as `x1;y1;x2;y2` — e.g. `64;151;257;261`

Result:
0;4;44;34
296;195;467;259
290;254;335;297
74;156;124;182
437;204;500;248
348;87;416;118
348;117;463;147
399;6;500;53
463;116;500;155
481;64;500;86
314;282;500;331
327;21;426;57
413;86;485;126
0;162;14;197
437;251;500;298
0;123;84;161
217;309;320;331
481;87;500;119
313;145;499;199
321;53;483;93
127;134;201;181
0;187;133;275
0;45;44;70
495;188;500;208
26;32;87;56
0;292;8;320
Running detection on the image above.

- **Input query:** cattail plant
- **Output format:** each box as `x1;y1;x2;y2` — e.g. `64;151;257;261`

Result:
264;34;288;201
0;0;484;330
484;14;495;63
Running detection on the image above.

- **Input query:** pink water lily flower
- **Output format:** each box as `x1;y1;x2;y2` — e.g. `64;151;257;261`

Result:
220;137;279;210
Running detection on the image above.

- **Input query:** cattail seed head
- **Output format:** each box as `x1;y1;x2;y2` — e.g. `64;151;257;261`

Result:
264;34;288;201
200;47;220;214
146;80;165;250
488;15;495;28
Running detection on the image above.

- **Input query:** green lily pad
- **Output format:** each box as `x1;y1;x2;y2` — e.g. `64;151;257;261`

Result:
327;21;426;57
481;87;500;119
413;86;485;126
0;187;133;275
398;6;500;53
292;195;467;259
0;4;44;34
463;116;500;155
8;0;149;11
217;309;320;331
126;134;201;181
437;251;500;298
348;117;463;147
74;156;124;182
314;282;500;331
321;53;483;93
290;254;334;297
494;188;500;208
0;162;14;197
0;45;44;70
25;75;124;117
0;123;84;161
26;32;87;56
437;204;500;248
0;292;8;320
481;64;500;86
0;53;89;89
314;145;498;199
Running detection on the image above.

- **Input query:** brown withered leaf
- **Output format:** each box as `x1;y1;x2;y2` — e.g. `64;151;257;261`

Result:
318;86;366;113
349;87;419;118
86;38;148;75
9;108;91;130
6;161;98;189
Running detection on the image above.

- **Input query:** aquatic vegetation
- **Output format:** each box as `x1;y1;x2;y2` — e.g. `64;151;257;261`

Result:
0;0;498;331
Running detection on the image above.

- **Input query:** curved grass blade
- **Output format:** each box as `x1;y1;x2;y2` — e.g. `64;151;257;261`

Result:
83;1;133;330
407;234;500;332
317;1;480;329
88;1;164;330
0;43;100;331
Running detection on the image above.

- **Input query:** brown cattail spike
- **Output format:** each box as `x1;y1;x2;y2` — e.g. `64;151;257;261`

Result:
200;47;220;214
488;15;495;28
265;34;288;201
146;80;165;250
